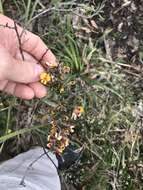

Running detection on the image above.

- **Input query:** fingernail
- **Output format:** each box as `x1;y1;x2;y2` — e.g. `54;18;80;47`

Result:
35;65;44;76
44;60;58;68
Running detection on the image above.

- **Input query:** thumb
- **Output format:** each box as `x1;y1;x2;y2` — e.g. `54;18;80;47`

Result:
7;58;44;83
0;45;44;83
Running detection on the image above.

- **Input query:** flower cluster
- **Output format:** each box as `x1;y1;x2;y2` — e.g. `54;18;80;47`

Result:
40;72;52;85
39;62;84;154
40;61;59;85
47;121;75;155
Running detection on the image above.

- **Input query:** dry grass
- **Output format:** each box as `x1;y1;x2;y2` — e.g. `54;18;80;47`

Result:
0;0;143;189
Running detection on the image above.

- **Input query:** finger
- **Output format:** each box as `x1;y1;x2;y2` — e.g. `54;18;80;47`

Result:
4;81;35;100
0;14;58;66
0;80;8;91
21;32;58;66
6;58;44;83
15;50;37;63
29;82;47;98
0;44;44;83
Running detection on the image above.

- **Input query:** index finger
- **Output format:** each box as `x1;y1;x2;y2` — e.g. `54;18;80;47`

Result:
0;14;57;66
21;31;58;66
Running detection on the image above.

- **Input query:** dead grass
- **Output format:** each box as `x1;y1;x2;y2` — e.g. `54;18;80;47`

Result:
0;0;143;189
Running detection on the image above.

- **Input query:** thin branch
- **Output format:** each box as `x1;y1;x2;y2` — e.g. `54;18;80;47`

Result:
14;21;25;61
37;48;49;64
0;22;25;61
0;23;15;29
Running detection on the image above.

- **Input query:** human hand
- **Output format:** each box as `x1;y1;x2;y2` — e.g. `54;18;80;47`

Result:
0;14;57;99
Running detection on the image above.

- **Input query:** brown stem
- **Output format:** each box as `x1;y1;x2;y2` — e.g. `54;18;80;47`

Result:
14;21;25;61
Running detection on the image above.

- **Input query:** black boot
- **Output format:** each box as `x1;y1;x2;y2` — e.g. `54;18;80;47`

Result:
56;146;84;170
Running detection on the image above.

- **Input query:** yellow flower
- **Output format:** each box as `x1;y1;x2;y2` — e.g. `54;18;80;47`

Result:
77;106;84;113
40;72;52;85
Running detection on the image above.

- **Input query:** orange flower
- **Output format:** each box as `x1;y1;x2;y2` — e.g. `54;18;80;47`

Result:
71;106;84;120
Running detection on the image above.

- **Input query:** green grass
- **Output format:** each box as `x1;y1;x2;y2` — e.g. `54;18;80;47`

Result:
0;0;4;14
0;0;143;189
